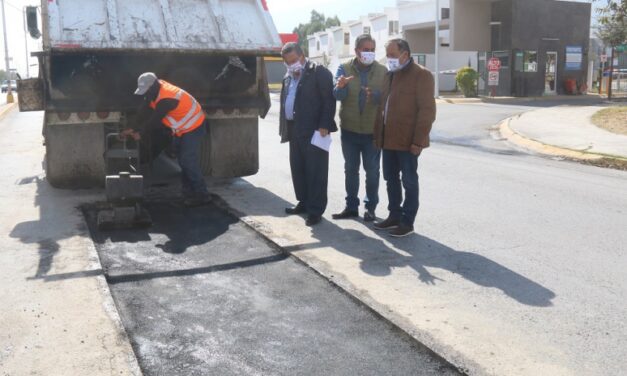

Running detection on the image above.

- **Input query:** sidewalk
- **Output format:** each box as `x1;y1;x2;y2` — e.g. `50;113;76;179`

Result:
501;105;627;161
0;109;140;375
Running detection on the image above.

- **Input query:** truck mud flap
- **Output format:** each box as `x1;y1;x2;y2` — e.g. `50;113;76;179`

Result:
44;122;106;188
200;118;259;178
17;78;45;112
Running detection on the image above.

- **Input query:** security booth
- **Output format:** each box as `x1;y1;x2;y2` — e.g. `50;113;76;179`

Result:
486;0;591;96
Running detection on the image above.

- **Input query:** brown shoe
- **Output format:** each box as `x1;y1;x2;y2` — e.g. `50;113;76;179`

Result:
373;217;400;230
332;208;358;220
389;224;414;238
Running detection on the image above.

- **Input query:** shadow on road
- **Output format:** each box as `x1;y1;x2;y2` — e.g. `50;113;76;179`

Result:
85;201;238;255
217;180;556;308
10;177;70;279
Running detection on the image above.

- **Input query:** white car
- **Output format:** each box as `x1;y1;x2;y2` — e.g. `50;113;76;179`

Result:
1;80;17;93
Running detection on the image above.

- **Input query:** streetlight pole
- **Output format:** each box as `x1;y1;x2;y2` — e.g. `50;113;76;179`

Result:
434;0;440;98
1;0;13;102
23;6;29;78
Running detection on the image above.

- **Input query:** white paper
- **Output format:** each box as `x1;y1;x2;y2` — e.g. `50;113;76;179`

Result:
311;131;332;152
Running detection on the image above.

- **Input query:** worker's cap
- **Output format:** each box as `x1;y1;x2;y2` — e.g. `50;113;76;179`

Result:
134;72;158;95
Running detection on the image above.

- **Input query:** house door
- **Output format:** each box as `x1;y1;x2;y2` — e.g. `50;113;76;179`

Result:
545;52;558;95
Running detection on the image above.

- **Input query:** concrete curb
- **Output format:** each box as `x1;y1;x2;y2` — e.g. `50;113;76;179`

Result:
441;94;604;105
0;102;18;120
499;116;627;163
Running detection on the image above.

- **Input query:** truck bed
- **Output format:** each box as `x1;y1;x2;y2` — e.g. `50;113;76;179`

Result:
44;0;281;55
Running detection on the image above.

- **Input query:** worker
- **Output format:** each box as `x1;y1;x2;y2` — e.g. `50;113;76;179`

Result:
121;72;210;207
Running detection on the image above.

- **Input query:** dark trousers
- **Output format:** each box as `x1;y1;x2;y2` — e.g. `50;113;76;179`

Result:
289;134;329;217
382;150;419;226
174;125;208;197
341;129;381;212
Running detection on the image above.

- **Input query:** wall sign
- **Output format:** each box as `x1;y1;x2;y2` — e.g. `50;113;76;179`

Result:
565;46;583;71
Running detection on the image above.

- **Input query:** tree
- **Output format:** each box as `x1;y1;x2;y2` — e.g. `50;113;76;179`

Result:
292;10;341;56
595;0;627;98
0;70;7;82
596;0;626;47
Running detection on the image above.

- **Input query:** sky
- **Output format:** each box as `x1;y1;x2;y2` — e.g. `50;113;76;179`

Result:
0;0;39;78
0;0;602;78
266;0;397;32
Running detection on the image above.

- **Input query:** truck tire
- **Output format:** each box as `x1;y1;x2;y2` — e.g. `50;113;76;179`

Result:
200;117;259;178
44;121;106;188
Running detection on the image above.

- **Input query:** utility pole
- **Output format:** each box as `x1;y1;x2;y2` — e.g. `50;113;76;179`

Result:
434;0;440;98
23;6;29;78
1;0;13;103
607;47;614;100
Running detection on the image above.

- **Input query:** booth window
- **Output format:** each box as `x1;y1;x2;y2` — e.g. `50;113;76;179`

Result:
524;51;538;72
514;51;524;72
493;51;510;68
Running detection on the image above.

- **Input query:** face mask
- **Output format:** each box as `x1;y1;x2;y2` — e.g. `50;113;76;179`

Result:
286;60;303;75
359;51;376;66
387;58;401;72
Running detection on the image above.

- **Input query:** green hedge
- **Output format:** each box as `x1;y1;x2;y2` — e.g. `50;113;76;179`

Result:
456;67;479;97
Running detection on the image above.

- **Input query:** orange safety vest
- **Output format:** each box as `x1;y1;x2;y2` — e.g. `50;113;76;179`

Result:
149;80;206;137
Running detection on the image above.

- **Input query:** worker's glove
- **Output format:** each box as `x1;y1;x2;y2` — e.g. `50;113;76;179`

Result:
119;128;141;141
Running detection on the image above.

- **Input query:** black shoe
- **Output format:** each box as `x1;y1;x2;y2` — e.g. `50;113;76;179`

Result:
373;217;400;230
363;210;376;222
389;224;414;238
332;208;358;220
306;215;322;226
285;203;306;215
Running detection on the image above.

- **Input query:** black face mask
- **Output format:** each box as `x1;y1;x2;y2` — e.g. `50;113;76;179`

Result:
145;81;160;101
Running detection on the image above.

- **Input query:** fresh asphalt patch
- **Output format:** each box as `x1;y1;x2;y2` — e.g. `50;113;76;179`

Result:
84;200;461;376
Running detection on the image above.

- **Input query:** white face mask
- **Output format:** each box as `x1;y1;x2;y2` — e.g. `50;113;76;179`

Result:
359;51;376;66
286;60;303;75
387;58;401;72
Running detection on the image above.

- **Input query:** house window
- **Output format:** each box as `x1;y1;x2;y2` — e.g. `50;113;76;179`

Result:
441;8;450;20
523;51;538;72
344;33;350;45
388;20;399;35
363;26;371;35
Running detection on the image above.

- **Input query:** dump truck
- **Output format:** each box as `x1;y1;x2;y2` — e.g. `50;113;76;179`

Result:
18;0;282;188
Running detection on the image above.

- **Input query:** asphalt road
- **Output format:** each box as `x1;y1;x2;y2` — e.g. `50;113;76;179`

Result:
218;95;627;375
84;202;459;376
4;94;625;375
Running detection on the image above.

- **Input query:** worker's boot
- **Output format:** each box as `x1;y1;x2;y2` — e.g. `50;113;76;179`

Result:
183;194;212;208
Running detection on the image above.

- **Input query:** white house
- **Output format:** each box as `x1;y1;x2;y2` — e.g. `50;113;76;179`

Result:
306;0;481;92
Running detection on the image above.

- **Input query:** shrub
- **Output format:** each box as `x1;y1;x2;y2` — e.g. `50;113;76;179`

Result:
456;67;479;97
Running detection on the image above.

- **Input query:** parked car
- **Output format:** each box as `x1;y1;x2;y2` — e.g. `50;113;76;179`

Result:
1;80;17;93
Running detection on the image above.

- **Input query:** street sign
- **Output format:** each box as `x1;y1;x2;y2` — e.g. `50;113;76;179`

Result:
488;57;501;72
488;71;499;86
616;44;627;53
600;54;607;63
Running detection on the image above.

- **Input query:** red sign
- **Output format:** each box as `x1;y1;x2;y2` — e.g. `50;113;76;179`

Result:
488;57;501;72
279;33;299;44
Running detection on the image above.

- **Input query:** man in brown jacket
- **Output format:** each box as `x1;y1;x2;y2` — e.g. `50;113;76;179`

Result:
373;38;436;237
